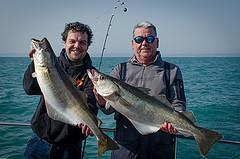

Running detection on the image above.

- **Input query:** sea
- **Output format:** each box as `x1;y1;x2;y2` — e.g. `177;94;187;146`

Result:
0;56;239;159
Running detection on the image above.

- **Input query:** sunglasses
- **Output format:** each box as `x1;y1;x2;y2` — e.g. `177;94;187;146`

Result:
133;35;156;44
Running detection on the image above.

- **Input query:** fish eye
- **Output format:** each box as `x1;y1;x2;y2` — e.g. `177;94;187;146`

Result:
99;75;105;80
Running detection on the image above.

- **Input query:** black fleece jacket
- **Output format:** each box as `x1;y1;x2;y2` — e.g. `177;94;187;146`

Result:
23;49;97;145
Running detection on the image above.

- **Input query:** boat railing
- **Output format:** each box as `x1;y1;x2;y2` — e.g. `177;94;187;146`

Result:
0;121;239;145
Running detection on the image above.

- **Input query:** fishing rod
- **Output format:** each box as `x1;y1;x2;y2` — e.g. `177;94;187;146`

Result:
0;121;239;145
98;0;127;70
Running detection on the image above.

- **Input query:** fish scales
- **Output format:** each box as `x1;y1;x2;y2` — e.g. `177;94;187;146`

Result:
31;38;119;158
87;68;222;157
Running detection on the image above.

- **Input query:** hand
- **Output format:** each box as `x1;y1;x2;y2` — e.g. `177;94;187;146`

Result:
28;49;36;60
77;123;93;136
160;122;177;134
93;87;106;107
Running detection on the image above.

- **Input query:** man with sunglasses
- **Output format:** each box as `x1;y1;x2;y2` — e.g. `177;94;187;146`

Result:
95;21;186;159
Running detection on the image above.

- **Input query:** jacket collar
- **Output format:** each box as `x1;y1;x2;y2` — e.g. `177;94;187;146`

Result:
58;49;93;70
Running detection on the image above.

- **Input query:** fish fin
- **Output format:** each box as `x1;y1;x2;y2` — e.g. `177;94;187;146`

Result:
97;119;102;127
98;133;119;158
182;111;196;123
129;119;159;135
137;87;151;94
105;101;111;109
194;127;222;156
32;72;37;78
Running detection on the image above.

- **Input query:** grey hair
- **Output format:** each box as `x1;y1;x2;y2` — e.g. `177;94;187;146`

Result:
132;21;157;37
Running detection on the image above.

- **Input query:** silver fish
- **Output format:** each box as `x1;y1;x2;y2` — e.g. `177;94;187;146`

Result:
31;38;119;158
87;68;222;157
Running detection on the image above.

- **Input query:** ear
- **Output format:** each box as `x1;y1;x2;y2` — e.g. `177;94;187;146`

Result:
63;41;67;49
131;40;134;50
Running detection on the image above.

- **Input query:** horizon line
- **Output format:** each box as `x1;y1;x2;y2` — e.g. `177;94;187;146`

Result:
0;55;240;58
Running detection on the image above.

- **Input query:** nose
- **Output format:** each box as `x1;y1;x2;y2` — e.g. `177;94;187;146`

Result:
141;39;148;45
74;41;80;48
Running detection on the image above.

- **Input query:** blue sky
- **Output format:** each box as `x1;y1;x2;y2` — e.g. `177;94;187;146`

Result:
0;0;239;57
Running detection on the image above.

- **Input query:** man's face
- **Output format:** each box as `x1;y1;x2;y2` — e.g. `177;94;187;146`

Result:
131;27;158;65
64;30;89;62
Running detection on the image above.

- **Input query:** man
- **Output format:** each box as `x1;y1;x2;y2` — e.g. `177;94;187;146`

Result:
95;21;186;159
23;22;97;159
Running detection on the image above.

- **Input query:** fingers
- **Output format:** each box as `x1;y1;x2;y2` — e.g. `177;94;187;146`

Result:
93;87;106;106
28;49;36;61
93;87;97;94
160;122;177;134
82;125;91;136
77;123;92;136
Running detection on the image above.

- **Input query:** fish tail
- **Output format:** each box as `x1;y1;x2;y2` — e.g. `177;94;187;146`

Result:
97;133;119;158
194;127;222;156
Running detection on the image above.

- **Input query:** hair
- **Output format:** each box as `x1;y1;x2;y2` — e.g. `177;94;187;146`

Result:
132;21;157;37
61;22;93;46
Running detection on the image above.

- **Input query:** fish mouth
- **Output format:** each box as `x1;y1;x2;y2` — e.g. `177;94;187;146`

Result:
87;69;97;84
31;38;40;50
87;69;115;96
31;37;49;50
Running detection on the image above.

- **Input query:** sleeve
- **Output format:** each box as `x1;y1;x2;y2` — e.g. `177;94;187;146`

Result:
110;64;121;79
170;66;186;112
23;61;42;95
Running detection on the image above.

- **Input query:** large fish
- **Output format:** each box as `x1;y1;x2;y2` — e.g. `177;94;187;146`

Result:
30;38;119;158
87;68;223;157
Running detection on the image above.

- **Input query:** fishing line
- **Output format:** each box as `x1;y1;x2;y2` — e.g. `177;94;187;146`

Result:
98;0;127;70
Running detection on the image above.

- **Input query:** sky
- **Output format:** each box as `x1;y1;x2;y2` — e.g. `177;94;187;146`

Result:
0;0;239;57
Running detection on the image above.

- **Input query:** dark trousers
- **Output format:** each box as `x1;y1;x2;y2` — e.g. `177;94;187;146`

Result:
111;144;175;159
24;133;82;159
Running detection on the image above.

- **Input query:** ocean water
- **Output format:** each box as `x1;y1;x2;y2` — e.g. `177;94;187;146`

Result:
0;56;239;159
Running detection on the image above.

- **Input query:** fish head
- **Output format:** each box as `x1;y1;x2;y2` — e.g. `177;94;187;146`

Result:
31;38;55;67
87;68;119;97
